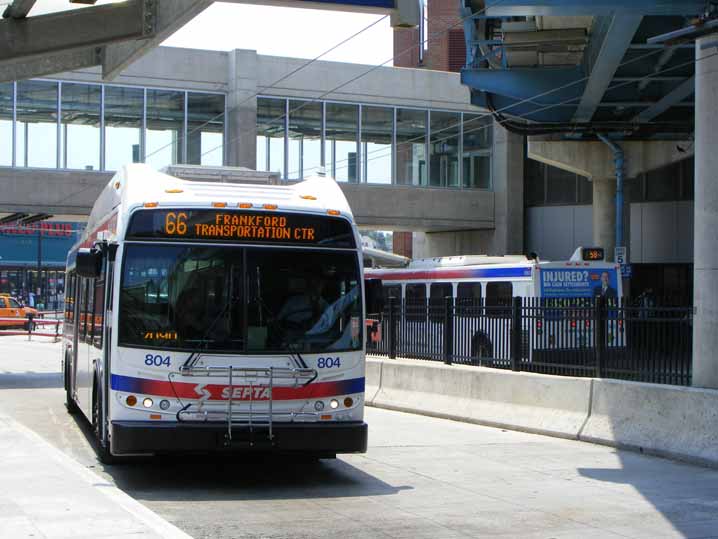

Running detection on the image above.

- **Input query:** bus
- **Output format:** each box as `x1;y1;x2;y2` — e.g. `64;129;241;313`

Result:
364;247;623;363
63;164;374;462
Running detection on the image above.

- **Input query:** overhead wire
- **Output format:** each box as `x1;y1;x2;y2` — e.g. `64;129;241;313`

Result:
299;43;692;178
199;0;505;161
330;48;704;178
143;13;390;162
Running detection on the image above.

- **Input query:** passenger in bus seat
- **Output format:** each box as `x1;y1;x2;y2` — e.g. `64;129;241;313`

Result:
276;275;329;331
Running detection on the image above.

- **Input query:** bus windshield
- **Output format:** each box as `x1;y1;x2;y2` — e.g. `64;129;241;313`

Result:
119;244;362;353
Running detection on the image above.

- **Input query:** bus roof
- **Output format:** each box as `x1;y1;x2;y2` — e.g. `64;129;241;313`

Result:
75;164;355;254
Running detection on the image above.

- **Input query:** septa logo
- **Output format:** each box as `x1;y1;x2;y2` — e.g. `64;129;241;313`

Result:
221;386;270;400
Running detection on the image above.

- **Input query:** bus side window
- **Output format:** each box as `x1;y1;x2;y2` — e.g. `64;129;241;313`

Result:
79;279;88;338
64;274;73;322
93;280;105;349
457;282;482;306
383;285;401;302
405;283;426;321
486;281;513;317
429;283;452;322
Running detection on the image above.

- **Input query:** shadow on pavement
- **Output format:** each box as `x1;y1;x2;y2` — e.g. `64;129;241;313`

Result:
0;371;62;390
579;451;718;537
69;412;412;502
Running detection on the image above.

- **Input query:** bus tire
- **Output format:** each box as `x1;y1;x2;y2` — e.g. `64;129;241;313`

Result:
92;381;117;465
64;355;79;415
471;332;493;364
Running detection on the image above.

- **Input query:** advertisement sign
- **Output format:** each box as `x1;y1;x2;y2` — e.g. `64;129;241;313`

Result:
540;268;619;299
0;222;83;267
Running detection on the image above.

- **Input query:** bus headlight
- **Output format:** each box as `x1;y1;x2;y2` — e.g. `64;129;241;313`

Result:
314;401;325;411
159;399;170;410
344;397;353;408
330;399;339;409
143;398;153;408
126;395;137;407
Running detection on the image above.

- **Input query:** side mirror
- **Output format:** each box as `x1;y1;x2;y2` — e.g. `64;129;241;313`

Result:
76;248;102;278
364;279;384;315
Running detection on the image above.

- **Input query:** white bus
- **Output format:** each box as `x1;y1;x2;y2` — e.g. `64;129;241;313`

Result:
63;164;373;462
365;248;623;363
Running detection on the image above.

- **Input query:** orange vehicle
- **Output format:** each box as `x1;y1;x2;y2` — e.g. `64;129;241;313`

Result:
0;294;39;330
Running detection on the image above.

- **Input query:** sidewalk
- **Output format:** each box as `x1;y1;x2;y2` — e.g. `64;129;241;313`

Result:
0;414;192;539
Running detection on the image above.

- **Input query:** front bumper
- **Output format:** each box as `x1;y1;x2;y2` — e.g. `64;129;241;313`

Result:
110;420;368;456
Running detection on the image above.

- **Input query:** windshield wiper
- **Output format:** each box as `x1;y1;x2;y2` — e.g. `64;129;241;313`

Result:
182;298;234;370
255;296;308;369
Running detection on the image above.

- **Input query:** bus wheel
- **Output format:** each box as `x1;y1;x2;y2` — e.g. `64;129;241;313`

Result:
92;383;116;465
64;356;79;415
471;333;493;365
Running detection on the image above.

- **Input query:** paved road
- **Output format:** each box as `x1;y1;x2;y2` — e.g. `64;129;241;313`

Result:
2;335;718;539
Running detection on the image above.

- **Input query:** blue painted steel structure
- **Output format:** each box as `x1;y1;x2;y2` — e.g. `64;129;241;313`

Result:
461;0;705;132
597;134;625;249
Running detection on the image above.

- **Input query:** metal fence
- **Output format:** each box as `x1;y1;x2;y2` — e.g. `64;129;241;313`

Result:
366;297;693;386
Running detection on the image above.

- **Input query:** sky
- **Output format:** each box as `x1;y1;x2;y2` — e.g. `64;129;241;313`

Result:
28;1;394;65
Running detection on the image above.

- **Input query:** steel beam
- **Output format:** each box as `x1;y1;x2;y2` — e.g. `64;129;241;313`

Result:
2;0;37;19
634;76;695;123
486;0;704;16
462;66;585;123
102;0;213;80
219;0;418;27
572;14;642;123
0;47;101;83
0;1;149;63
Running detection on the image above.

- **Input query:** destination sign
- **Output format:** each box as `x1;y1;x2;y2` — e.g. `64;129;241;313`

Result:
125;209;355;248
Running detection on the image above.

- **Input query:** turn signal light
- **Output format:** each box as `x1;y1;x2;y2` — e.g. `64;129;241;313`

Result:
126;395;137;407
344;397;354;408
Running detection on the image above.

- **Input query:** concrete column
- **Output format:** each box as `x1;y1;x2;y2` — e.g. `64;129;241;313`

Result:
492;122;525;254
227;49;258;168
592;177;616;261
693;36;718;388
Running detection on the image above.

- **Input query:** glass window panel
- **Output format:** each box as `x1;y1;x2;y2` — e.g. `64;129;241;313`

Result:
61;83;100;170
395;108;426;186
645;164;679;202
429;111;460;188
681;157;694;200
0;83;12;166
361;105;393;184
256;97;285;176
578;175;593;204
16;80;58;168
187;92;224;166
146;89;184;169
287;99;322;179
463;155;491;189
626;175;644;203
326;102;358;183
104;85;143;172
545;166;577;204
462;113;492;188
